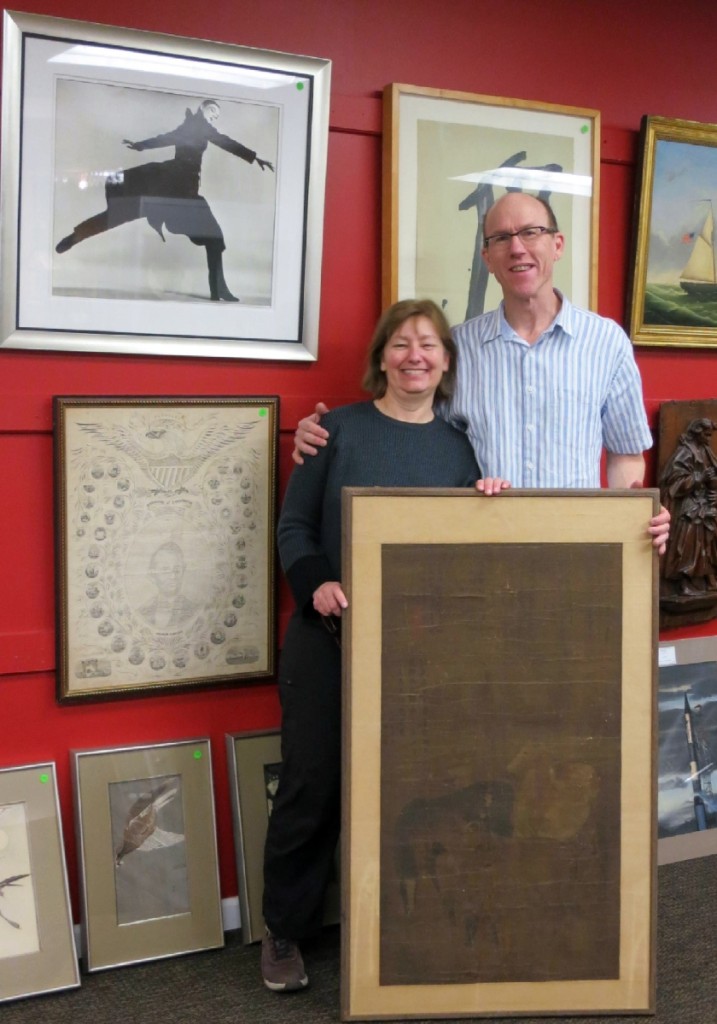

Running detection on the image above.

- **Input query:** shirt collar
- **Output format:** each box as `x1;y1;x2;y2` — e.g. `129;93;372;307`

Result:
489;289;574;344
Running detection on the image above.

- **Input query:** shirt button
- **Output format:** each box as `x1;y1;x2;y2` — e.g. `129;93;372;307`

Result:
526;424;535;432
526;461;534;470
526;385;535;394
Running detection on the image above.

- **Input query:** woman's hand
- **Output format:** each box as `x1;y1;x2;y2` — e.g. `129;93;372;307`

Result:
313;581;348;617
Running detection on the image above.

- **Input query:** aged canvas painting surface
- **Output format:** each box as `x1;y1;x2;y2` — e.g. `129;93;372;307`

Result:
379;542;622;985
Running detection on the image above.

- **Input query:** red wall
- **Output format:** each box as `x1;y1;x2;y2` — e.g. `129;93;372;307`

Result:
2;0;717;917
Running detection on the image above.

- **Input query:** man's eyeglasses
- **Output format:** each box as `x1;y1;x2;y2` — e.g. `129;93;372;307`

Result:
483;225;558;249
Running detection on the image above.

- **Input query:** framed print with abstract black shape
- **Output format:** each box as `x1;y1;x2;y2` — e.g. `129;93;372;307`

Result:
0;762;80;1004
1;11;330;360
72;738;223;972
630;115;717;349
226;729;340;944
382;84;599;325
54;395;278;701
341;488;657;1019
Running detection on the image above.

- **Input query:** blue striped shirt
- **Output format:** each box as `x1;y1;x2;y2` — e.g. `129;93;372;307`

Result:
442;293;653;488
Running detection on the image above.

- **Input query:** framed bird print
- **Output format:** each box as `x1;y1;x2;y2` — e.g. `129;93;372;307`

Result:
72;738;223;971
0;762;80;1003
53;395;279;702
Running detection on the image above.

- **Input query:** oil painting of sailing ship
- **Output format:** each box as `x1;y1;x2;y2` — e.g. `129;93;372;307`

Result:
678;201;717;300
631;116;717;347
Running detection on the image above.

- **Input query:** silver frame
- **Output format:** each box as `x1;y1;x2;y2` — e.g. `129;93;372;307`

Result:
72;738;223;972
226;729;282;943
226;729;340;944
0;762;80;1004
1;11;331;360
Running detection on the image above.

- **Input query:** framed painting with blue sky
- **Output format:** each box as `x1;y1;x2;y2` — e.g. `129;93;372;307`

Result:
630;115;717;348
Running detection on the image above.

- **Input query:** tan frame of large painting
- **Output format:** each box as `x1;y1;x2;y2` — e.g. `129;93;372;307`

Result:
341;489;657;1020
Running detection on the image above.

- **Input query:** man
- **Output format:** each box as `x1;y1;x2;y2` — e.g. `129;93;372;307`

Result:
294;192;669;549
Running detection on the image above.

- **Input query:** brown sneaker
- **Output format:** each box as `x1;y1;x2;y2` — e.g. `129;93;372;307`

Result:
261;929;309;992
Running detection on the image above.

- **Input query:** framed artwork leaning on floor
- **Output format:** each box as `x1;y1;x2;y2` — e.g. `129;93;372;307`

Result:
0;762;80;1003
226;729;340;944
72;738;223;972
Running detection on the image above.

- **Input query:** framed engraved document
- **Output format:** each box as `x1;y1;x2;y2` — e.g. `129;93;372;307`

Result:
341;489;658;1019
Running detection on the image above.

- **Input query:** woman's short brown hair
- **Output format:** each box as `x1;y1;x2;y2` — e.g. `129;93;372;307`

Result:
362;299;457;400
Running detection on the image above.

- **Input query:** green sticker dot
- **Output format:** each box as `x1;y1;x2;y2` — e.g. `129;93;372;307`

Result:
259;408;267;417
580;124;589;134
296;82;304;91
193;750;203;760
39;773;49;784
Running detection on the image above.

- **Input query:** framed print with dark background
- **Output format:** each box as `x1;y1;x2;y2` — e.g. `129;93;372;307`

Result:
341;488;657;1019
0;11;330;360
226;729;340;944
658;635;717;866
630;115;717;349
383;84;599;326
54;395;278;701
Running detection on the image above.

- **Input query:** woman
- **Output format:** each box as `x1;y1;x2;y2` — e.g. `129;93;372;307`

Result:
261;299;507;993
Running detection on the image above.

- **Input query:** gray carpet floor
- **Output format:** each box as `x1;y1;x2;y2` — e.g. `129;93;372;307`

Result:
3;858;714;1023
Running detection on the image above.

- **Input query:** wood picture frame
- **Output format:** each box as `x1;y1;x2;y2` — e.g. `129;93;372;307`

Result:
1;11;330;360
226;729;340;944
72;738;223;972
382;84;599;324
341;489;657;1019
629;115;717;349
53;395;278;702
0;762;80;1003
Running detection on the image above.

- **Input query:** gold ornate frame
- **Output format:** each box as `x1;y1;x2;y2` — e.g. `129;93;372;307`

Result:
630;115;717;349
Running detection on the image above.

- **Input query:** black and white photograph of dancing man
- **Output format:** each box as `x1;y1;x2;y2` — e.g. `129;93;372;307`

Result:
52;81;278;305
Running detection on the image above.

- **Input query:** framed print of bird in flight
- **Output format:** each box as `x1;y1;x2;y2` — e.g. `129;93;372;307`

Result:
72;738;223;971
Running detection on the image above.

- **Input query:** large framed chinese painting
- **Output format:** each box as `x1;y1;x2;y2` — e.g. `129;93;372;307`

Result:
341;489;657;1019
